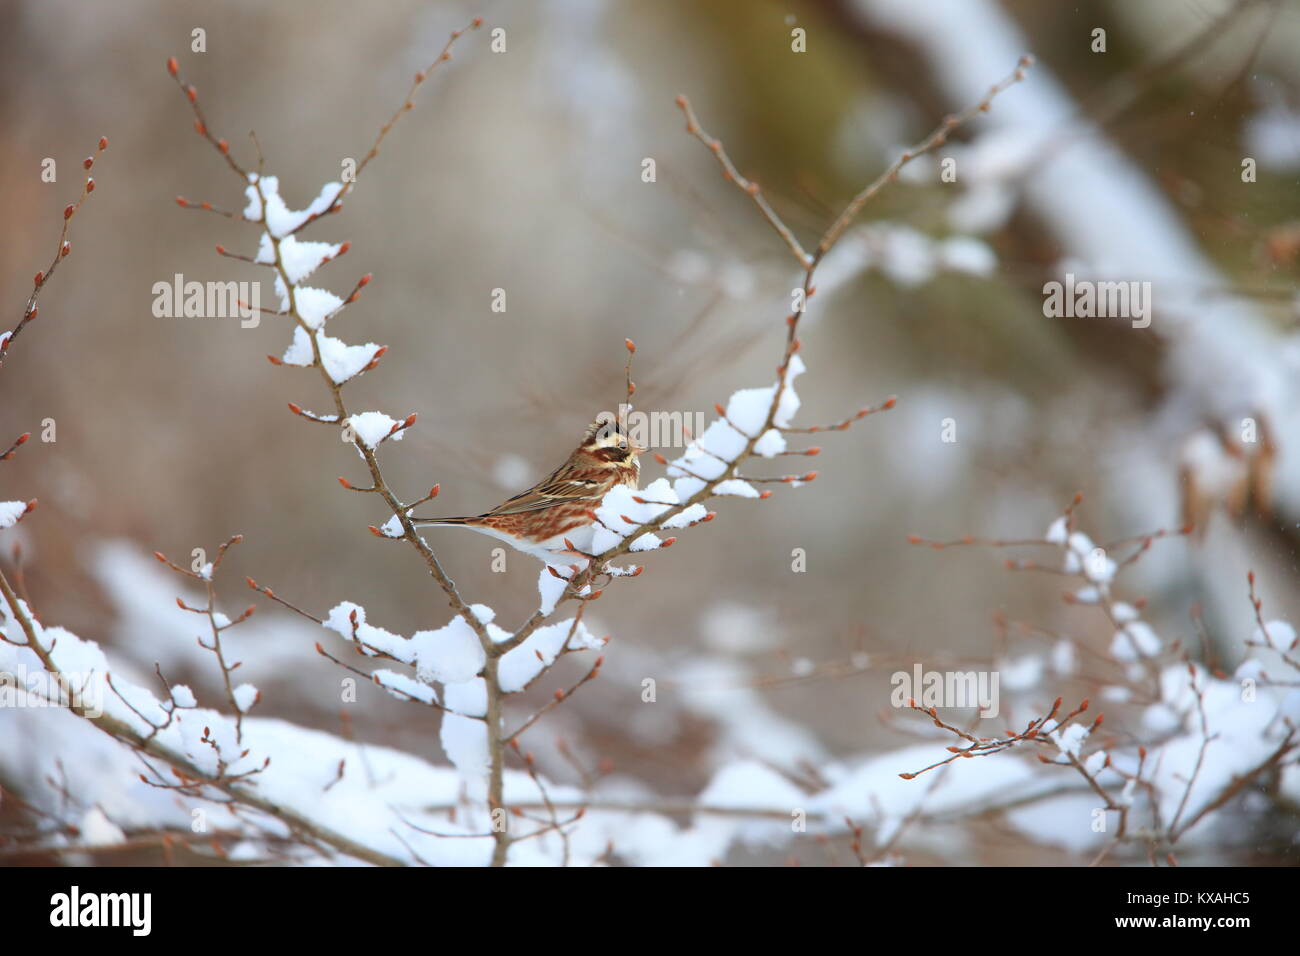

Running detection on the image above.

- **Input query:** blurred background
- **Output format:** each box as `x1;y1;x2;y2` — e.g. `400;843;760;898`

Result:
2;0;1299;864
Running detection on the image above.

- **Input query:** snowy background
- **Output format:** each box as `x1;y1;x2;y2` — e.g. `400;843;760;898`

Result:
2;0;1299;865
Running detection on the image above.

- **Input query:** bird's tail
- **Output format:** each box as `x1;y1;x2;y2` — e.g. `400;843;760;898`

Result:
410;516;475;526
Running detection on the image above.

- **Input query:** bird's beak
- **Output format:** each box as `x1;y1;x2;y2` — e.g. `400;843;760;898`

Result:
631;441;647;456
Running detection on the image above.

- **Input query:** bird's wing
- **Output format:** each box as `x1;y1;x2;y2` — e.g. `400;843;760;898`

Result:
479;459;615;517
483;475;610;516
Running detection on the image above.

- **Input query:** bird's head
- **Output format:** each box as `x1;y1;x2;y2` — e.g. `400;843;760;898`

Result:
582;413;645;463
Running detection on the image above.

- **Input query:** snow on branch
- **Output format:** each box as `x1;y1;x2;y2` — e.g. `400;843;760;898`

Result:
900;499;1299;864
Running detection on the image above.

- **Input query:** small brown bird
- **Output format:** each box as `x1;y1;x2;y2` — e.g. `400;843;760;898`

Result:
413;416;644;564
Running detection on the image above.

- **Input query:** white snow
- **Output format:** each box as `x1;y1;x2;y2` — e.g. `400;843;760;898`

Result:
0;501;29;529
273;234;342;284
537;567;569;615
345;412;403;449
1110;621;1161;662
409;618;486;686
232;683;259;713
1252;620;1297;652
290;286;345;329
245;174;345;238
78;807;127;846
498;618;601;693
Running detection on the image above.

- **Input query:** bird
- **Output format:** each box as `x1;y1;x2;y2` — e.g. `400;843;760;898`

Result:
413;415;645;565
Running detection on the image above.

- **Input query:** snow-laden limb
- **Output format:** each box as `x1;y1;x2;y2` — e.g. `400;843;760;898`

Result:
498;619;603;693
256;233;343;285
276;281;344;329
899;504;1300;863
0;550;603;865
0;582;399;864
243;175;345;239
344;412;407;449
281;326;385;384
318;597;601;789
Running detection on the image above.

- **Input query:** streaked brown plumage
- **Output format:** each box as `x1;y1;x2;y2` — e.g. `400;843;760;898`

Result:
413;416;643;564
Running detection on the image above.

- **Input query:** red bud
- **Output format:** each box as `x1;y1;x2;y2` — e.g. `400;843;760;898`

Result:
167;56;179;76
63;204;75;220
